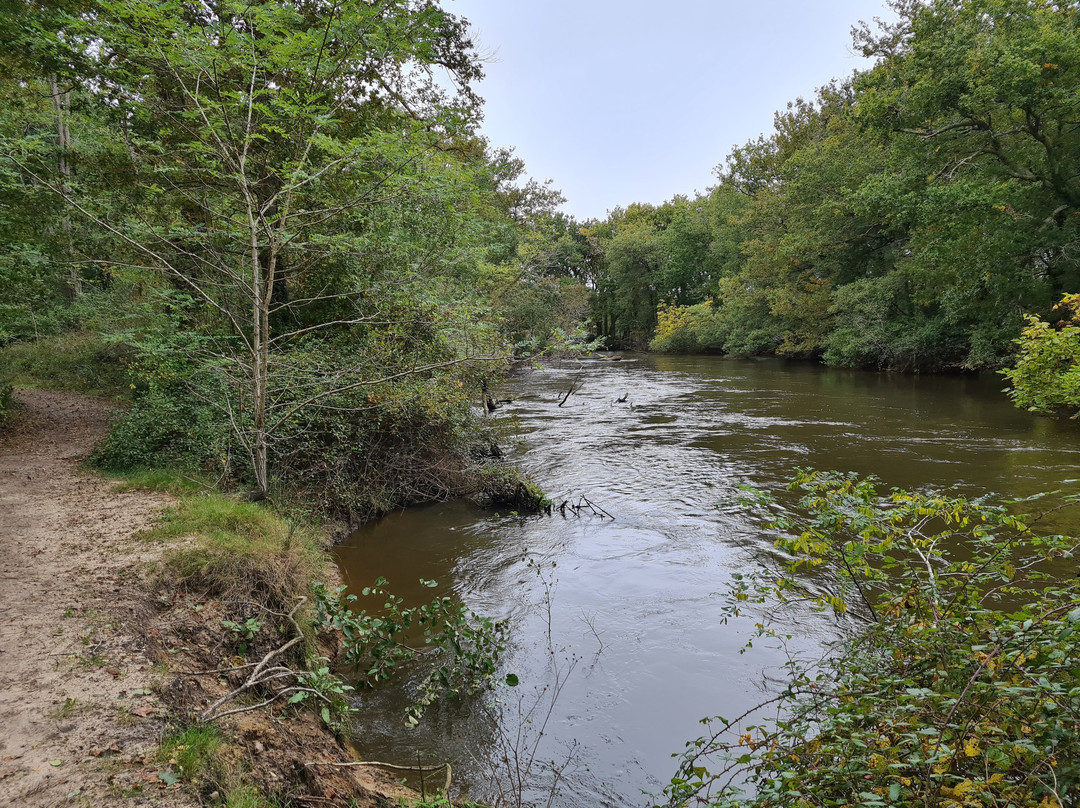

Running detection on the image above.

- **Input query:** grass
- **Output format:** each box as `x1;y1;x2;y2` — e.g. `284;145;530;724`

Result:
106;467;214;497
158;726;222;781
0;331;133;398
141;491;328;611
47;698;81;720
158;727;286;808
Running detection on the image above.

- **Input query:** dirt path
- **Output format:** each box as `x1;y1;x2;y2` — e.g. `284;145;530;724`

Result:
0;390;194;807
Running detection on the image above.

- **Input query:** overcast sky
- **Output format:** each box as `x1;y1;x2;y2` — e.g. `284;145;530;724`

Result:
449;0;897;221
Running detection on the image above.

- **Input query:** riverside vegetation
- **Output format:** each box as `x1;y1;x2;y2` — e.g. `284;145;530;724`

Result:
1;0;1079;806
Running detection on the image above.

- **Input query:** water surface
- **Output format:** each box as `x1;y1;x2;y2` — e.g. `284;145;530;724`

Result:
335;356;1080;806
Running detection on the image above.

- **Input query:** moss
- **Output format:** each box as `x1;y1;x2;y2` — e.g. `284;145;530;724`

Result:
478;465;550;514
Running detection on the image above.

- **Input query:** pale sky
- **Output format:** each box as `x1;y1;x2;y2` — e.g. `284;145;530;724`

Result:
449;0;898;221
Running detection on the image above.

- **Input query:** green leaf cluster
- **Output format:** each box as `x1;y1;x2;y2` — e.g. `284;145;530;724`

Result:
1001;293;1080;415
313;579;507;726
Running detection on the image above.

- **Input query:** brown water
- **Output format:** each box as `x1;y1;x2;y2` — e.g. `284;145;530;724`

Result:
334;355;1080;806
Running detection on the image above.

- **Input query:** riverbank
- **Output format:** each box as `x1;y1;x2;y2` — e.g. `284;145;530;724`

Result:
0;389;416;807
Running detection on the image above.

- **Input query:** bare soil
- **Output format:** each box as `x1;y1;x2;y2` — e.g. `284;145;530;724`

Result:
0;389;187;806
0;390;412;808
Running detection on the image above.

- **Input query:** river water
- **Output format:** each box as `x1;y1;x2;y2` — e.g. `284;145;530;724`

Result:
334;355;1080;806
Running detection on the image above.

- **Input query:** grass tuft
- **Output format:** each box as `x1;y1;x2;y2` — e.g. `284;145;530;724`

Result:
143;492;327;612
105;467;213;497
158;725;221;780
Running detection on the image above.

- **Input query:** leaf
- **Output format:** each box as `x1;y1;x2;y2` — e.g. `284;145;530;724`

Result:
504;673;519;686
157;770;179;786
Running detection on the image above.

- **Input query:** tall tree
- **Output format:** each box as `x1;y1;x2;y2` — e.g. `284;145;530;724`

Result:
8;0;491;495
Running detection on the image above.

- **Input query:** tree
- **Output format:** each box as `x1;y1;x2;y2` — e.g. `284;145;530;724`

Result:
8;0;497;496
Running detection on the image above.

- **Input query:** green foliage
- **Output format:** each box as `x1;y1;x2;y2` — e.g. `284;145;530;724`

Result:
478;465;551;513
158;726;222;783
221;617;264;656
660;470;1080;808
90;388;222;472
651;301;721;354
590;0;1080;370
269;335;500;521
314;579;507;726
1001;293;1080;415
483;259;596;357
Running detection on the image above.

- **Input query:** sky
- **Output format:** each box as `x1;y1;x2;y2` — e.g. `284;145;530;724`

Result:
448;0;898;221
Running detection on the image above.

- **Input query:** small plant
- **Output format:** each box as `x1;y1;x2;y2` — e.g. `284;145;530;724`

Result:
221;617;264;656
48;698;79;719
158;725;222;783
289;658;356;728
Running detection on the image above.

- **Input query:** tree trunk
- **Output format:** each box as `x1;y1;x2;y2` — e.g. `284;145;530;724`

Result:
250;205;269;496
47;73;80;297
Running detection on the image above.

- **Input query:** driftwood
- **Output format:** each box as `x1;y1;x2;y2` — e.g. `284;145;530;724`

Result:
305;759;452;797
484;396;515;413
556;495;614;520
557;383;581;407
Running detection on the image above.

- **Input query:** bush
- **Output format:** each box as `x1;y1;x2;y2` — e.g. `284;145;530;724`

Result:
91;388;223;472
268;341;500;521
1001;293;1080;416
651;301;725;354
660;470;1080;808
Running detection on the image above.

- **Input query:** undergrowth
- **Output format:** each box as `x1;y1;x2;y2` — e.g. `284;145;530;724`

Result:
0;331;133;397
158;725;283;807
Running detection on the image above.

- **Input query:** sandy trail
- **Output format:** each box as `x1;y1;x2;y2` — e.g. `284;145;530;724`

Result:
0;389;192;807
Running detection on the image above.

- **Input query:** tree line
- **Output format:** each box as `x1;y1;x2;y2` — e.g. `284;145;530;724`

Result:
580;0;1079;375
2;0;1078;509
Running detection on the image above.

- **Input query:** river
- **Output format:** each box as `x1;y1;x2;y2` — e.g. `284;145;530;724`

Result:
334;355;1080;806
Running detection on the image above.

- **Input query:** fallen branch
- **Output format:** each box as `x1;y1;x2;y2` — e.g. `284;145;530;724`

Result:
199;597;309;723
305;760;452;794
557;382;581;407
556;495;614;520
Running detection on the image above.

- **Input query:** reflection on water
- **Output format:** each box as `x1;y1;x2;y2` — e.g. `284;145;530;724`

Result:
335;356;1080;806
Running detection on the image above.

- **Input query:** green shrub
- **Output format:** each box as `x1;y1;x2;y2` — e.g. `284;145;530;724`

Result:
1001;293;1080;416
90;388;222;472
661;470;1080;808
